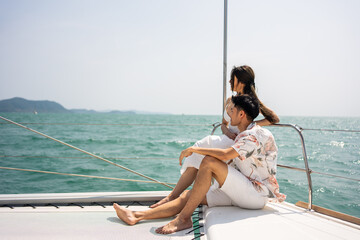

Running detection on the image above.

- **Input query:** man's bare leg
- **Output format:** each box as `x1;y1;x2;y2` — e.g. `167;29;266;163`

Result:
114;190;193;226
150;167;198;208
156;156;228;234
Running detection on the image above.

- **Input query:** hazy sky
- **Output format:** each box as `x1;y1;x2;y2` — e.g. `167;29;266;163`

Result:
1;0;359;116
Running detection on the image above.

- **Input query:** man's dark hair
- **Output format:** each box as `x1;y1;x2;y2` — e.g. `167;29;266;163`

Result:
231;94;260;121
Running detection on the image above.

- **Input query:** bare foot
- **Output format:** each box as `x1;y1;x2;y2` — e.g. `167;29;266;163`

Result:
113;203;139;225
155;217;192;235
150;196;171;208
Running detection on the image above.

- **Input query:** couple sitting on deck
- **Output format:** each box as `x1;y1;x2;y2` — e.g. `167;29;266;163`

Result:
113;93;286;235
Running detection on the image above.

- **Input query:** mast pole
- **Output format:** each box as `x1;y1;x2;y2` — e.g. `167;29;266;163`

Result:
222;0;228;117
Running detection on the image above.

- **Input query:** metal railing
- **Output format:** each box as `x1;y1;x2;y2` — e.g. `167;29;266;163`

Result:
271;124;313;210
211;122;360;210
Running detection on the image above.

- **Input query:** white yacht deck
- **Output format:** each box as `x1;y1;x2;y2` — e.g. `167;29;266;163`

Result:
204;202;359;240
0;192;201;240
0;205;195;240
0;191;359;240
0;192;360;240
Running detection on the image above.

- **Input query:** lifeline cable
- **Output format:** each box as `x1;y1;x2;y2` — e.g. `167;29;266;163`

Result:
2;155;358;182
0;166;177;185
0;155;177;160
0;115;174;189
0;122;211;126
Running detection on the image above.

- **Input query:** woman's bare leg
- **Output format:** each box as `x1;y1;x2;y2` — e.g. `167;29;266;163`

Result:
150;167;197;208
156;156;228;234
114;190;193;226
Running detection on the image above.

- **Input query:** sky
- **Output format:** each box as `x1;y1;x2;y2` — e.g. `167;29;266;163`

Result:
0;0;359;117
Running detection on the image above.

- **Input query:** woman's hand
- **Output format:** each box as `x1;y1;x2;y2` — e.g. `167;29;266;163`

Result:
225;129;237;140
179;147;193;166
221;123;237;140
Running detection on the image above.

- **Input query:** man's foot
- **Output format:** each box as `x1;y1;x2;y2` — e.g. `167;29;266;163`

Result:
150;196;171;208
155;217;192;235
113;203;139;225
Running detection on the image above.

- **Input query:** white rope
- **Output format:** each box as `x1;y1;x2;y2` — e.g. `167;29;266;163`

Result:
0;166;176;185
2;155;358;182
0;122;211;126
0;155;177;160
301;128;360;133
0;116;174;189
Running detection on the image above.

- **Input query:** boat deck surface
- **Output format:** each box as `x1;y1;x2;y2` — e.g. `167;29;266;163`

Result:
0;192;202;240
204;202;359;240
0;192;359;240
0;204;196;240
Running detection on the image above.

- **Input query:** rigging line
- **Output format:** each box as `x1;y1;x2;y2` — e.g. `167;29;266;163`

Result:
310;170;360;182
301;128;360;133
3;155;358;181
277;164;360;182
0;166;177;185
0;155;178;160
0;122;212;127
0;116;174;189
3;154;359;181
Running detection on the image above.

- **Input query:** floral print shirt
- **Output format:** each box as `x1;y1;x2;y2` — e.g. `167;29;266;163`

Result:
231;123;286;202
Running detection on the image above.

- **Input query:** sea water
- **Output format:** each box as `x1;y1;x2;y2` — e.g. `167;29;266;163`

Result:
0;113;359;218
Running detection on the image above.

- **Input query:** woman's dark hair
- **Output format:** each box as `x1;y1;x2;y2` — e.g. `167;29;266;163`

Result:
230;65;255;94
231;94;260;121
230;65;277;123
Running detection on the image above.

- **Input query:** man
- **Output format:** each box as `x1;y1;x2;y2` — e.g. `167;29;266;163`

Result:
113;94;285;234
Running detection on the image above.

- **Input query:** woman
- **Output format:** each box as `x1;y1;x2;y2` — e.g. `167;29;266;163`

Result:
150;65;279;208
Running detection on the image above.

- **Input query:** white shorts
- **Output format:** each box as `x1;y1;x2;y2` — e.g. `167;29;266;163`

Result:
206;165;268;209
180;135;234;174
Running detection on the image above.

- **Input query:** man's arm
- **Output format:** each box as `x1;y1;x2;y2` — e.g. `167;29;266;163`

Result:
179;146;239;165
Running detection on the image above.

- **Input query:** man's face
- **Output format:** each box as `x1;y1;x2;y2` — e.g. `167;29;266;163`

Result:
229;104;243;126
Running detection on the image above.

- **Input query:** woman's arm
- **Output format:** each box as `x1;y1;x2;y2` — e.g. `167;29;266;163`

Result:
255;103;280;126
255;119;272;126
221;118;229;131
221;97;237;140
221;121;237;140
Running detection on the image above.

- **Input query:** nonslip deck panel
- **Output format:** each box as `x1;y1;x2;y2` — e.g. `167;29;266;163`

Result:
0;205;197;240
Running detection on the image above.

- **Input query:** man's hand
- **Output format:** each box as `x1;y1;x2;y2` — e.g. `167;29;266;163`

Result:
179;147;193;166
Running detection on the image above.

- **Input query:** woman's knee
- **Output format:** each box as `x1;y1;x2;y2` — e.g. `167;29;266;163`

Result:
179;190;191;202
187;167;198;173
194;135;211;147
181;166;198;176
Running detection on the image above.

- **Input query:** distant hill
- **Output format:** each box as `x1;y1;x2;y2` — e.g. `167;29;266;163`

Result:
70;109;135;114
0;97;70;113
70;109;100;114
0;97;168;114
107;110;136;114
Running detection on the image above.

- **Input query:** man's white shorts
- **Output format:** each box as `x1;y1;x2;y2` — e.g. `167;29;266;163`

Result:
206;165;268;209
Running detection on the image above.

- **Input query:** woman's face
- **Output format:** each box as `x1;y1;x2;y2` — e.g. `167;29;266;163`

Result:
230;76;244;94
229;77;234;91
226;101;234;113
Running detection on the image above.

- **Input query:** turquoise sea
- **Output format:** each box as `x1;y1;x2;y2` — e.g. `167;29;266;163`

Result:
0;113;359;218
